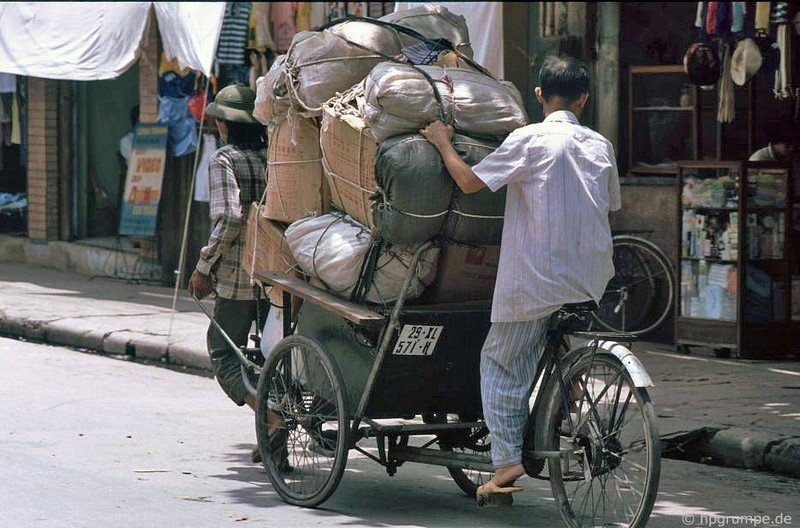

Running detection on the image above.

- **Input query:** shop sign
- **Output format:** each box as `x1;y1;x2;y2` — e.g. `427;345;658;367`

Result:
119;124;168;236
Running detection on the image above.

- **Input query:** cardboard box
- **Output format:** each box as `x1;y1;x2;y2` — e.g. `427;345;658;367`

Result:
264;117;329;223
243;202;302;305
422;245;500;303
320;104;378;230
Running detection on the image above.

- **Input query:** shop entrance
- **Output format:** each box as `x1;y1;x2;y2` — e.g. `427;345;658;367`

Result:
0;76;26;236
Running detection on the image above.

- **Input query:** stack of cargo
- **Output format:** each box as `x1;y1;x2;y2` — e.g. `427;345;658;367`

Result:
249;5;528;305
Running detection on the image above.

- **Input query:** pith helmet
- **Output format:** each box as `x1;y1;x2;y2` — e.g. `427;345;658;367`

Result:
205;85;257;124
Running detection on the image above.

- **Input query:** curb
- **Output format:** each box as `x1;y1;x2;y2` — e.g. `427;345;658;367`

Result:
1;316;212;372
661;426;800;479
706;427;800;478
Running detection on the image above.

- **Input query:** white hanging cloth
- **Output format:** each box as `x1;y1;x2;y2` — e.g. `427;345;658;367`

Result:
0;2;225;80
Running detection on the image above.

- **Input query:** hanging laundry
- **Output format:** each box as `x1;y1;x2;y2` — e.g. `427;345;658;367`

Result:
718;43;735;123
754;2;770;30
731;2;746;33
347;2;368;17
296;2;312;32
217;2;253;87
770;2;789;25
714;2;731;38
158;95;199;157
706;2;719;36
159;53;197;98
250;2;276;51
774;22;793;99
309;2;327;29
0;73;15;93
194;134;218;202
271;2;296;54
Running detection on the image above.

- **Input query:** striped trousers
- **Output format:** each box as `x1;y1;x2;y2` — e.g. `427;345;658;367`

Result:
480;317;550;468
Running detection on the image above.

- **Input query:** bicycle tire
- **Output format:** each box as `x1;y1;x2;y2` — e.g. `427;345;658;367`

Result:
593;235;675;336
255;335;349;508
536;353;661;528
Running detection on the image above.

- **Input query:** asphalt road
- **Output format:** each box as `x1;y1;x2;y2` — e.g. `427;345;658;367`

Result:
2;336;798;528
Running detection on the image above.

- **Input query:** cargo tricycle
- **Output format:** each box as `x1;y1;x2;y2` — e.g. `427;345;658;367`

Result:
229;240;659;527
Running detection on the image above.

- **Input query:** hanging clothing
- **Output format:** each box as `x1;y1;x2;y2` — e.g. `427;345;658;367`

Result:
217;2;253;65
271;2;296;54
717;43;735;123
731;2;746;33
0;73;15;93
250;2;276;51
706;2;719;36
194;134;219;202
295;2;312;32
754;2;771;30
309;2;327;29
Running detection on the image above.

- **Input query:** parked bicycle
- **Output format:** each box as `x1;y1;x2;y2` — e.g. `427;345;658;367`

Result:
592;230;675;337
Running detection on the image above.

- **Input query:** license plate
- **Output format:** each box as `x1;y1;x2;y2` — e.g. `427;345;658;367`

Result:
392;324;444;356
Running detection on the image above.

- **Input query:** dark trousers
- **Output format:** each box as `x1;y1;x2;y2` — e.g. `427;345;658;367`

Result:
206;297;269;406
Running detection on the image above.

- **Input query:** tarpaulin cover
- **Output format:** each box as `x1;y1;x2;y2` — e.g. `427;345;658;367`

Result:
0;2;225;80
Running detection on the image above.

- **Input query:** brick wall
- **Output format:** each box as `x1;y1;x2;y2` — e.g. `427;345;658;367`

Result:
139;8;159;123
26;78;59;241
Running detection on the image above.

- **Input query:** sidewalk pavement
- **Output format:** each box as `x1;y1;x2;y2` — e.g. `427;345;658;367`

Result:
1;260;799;479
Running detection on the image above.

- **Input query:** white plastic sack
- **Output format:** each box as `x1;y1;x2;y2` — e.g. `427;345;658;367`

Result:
260;307;285;359
284;212;438;304
360;62;528;142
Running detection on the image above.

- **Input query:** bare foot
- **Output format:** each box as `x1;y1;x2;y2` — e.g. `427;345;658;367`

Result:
492;463;525;487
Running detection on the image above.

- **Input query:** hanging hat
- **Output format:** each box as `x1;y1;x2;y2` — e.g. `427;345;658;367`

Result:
684;42;721;86
205;84;258;124
752;29;781;76
730;38;762;85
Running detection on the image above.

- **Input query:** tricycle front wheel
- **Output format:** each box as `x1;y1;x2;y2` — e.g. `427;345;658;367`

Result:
255;335;349;508
536;354;660;528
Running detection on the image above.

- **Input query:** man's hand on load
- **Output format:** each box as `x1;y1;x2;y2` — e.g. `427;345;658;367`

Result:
420;120;454;151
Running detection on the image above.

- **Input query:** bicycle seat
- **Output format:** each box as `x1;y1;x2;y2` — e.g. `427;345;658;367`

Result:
560;301;599;314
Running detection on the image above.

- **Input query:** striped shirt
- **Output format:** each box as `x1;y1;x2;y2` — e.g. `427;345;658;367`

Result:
217;2;252;65
196;144;267;300
473;110;621;322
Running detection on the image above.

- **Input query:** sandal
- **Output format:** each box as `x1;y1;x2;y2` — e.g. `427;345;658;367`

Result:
476;480;525;508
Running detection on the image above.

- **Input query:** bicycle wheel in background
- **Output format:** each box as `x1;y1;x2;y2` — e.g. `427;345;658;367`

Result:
536;354;661;528
593;235;675;336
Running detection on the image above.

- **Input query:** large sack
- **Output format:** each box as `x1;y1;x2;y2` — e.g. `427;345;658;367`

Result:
374;133;505;246
283;6;482;117
360;62;528;142
443;136;506;245
284;22;403;116
253;54;291;125
284;212;438;304
379;4;474;59
374;134;451;245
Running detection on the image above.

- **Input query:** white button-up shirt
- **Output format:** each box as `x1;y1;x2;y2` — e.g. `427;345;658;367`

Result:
473;110;621;322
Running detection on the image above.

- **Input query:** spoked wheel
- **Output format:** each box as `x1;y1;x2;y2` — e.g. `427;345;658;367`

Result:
255;335;349;508
536;354;660;528
593;236;674;337
437;423;492;497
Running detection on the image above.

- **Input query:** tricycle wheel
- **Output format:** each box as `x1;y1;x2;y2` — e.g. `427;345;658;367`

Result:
438;424;492;498
255;335;349;508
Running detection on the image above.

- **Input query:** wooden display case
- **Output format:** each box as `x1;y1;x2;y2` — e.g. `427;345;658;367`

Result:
676;161;797;358
628;65;699;175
